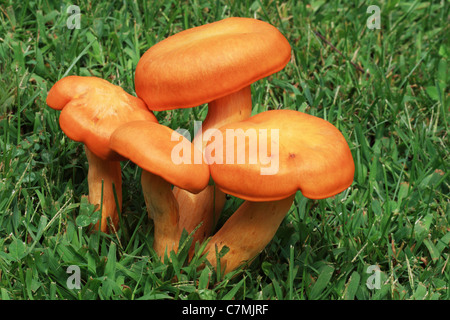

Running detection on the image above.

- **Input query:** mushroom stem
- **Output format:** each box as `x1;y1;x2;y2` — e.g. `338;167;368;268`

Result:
202;194;295;275
174;85;253;245
200;85;253;144
173;185;226;251
85;146;122;233
141;170;180;257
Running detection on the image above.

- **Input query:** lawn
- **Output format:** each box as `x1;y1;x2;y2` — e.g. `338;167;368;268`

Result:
0;0;448;301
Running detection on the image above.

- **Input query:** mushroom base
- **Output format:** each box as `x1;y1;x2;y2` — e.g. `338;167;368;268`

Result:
202;194;295;275
141;170;180;258
85;147;122;233
174;184;226;251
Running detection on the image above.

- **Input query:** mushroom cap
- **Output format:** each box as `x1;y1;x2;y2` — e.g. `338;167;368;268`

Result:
46;76;158;161
135;17;291;110
205;110;355;201
110;121;210;194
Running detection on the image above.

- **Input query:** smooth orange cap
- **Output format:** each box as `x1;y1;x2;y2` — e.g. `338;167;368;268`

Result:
135;17;291;110
110;121;210;194
205;110;355;201
46;76;158;161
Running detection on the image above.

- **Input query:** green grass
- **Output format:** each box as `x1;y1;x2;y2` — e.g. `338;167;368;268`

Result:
0;0;448;300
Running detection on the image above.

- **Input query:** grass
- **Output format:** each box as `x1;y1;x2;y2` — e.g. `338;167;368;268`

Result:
0;0;448;300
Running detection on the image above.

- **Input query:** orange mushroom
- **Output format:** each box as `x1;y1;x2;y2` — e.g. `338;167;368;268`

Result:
201;109;355;274
46;76;158;233
109;120;210;257
135;17;292;245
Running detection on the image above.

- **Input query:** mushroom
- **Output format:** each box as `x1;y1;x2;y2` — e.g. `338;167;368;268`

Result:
46;76;158;233
201;109;355;274
109;120;210;257
134;17;292;245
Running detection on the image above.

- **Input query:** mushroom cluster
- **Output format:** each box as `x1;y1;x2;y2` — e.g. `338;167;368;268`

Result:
46;17;354;275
